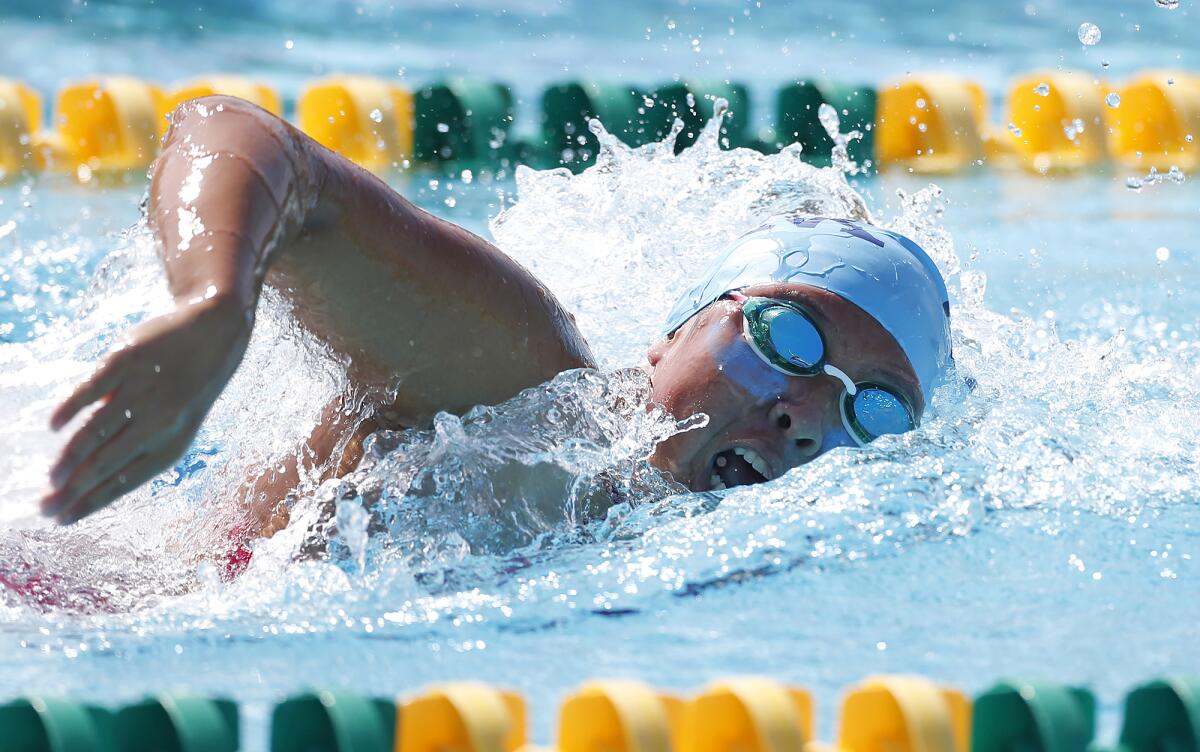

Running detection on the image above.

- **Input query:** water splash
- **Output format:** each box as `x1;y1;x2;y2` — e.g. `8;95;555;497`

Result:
0;109;1197;725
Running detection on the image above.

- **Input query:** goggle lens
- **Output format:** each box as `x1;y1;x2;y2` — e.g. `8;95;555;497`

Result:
845;386;914;443
763;306;825;371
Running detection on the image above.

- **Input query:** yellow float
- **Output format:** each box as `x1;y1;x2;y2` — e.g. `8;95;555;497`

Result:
558;679;682;752
398;682;526;752
1005;72;1107;174
876;74;986;173
0;78;42;175
1104;70;1200;172
43;76;166;176
298;75;413;172
837;675;970;752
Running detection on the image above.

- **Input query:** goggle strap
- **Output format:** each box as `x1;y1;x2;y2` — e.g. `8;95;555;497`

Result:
823;363;857;396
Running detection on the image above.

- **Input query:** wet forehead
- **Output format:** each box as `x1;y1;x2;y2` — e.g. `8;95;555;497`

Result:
739;281;924;410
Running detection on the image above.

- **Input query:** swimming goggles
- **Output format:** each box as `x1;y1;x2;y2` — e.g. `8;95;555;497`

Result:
738;296;916;446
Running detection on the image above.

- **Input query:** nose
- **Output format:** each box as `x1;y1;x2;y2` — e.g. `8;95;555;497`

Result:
767;398;825;460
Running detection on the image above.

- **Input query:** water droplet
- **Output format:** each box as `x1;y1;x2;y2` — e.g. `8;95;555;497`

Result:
1077;22;1101;45
1033;82;1051;96
1125;176;1143;191
1008;123;1023;137
1105;92;1121;108
1101;60;1111;69
1167;78;1175;86
818;102;841;135
436;122;450;133
443;197;457;208
369;108;383;123
915;97;927;110
284;39;294;50
1155;0;1180;8
1186;134;1195;143
1156;246;1171;262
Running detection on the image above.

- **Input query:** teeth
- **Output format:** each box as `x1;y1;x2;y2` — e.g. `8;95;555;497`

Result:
737;447;773;480
709;473;727;491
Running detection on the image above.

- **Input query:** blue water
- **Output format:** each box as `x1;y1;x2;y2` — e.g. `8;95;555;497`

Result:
2;2;1199;751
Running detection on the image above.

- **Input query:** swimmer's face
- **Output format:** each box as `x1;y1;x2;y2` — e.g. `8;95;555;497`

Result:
645;282;924;492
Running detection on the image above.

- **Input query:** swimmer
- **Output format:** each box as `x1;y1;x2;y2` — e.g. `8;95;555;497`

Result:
40;96;952;534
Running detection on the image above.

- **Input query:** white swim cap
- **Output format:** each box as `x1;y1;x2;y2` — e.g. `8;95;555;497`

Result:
662;216;953;402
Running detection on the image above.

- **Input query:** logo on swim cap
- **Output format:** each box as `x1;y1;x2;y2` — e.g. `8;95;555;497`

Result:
662;216;953;403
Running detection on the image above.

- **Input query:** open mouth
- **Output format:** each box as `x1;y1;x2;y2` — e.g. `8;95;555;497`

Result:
707;447;773;491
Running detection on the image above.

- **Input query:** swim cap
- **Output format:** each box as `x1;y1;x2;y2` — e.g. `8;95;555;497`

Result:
662;216;953;403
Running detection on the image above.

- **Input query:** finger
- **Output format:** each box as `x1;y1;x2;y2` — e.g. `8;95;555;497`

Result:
47;419;153;514
40;422;129;517
50;351;128;430
49;390;137;490
56;451;163;526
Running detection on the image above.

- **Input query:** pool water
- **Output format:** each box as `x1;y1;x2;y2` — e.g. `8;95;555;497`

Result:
2;2;1199;750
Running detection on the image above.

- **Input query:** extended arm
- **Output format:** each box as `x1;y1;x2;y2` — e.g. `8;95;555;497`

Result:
43;95;594;524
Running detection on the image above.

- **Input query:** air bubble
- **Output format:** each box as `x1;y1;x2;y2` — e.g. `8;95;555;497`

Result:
1155;0;1180;8
1033;83;1050;96
368;108;383;123
1077;22;1101;45
1105;92;1121;108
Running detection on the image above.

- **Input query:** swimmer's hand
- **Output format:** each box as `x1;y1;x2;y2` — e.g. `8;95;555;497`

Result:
42;296;251;524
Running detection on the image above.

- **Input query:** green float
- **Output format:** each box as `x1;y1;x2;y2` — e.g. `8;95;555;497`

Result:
271;690;395;752
113;695;239;752
413;78;515;168
775;80;876;170
540;81;650;169
0;697;115;752
1116;677;1200;752
971;681;1095;752
652;79;753;153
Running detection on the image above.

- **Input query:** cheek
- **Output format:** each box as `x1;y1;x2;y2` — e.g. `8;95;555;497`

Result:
703;324;791;404
820;424;857;452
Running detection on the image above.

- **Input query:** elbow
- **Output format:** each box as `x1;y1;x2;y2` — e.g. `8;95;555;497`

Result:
163;95;280;146
159;95;309;179
156;94;321;206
